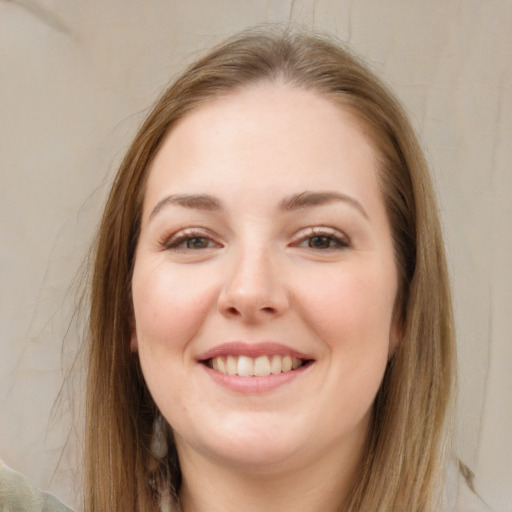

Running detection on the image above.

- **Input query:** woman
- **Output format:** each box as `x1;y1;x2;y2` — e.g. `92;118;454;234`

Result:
85;28;482;512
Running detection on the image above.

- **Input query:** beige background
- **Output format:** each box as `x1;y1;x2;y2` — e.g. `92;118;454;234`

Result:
1;1;510;510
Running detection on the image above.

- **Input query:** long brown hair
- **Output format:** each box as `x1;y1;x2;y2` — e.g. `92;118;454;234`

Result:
86;27;455;512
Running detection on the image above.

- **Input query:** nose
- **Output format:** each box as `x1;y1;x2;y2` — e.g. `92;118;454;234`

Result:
217;246;289;323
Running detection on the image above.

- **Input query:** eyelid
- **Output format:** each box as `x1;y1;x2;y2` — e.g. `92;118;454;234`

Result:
161;227;223;251
291;226;351;249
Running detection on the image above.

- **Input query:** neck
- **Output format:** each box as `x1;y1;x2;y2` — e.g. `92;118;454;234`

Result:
175;434;365;512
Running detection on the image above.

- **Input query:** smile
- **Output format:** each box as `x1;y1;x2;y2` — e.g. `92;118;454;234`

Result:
206;355;306;377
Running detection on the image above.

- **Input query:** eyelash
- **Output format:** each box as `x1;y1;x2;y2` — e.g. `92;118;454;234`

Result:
161;227;350;252
293;227;350;250
163;229;221;251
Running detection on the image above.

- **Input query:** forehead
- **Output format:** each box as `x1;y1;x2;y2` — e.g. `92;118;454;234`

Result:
144;83;382;216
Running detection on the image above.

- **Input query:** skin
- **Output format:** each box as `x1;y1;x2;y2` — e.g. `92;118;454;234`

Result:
131;83;400;512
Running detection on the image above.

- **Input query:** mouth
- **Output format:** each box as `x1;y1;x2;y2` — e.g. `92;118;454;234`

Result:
197;342;314;378
204;354;311;377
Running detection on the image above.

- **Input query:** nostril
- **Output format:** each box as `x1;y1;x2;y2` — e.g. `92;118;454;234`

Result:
222;304;277;319
218;286;288;320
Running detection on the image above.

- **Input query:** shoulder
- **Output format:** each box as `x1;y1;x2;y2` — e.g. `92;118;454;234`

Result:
0;459;73;512
441;458;493;512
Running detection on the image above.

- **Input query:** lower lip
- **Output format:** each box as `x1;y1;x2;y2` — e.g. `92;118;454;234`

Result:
201;363;312;394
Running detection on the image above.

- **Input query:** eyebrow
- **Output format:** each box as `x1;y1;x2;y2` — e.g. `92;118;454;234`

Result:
149;193;223;220
279;191;368;219
149;190;368;220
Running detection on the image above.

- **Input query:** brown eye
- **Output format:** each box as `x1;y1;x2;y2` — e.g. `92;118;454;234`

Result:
164;231;221;251
186;237;210;249
308;235;335;249
293;228;350;252
304;233;348;250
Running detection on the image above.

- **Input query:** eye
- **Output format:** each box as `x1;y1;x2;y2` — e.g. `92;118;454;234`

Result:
294;228;350;251
307;235;342;249
163;230;222;251
181;237;213;249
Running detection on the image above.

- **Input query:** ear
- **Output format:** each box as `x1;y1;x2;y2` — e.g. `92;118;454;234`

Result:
388;314;402;360
130;317;138;353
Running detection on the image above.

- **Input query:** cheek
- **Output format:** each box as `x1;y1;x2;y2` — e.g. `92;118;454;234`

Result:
132;260;218;353
131;261;219;426
305;264;397;420
299;263;397;347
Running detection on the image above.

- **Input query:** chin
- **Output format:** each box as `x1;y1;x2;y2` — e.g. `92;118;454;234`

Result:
209;441;303;473
176;418;307;472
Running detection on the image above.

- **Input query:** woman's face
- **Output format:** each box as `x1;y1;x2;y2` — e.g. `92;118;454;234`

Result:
131;83;399;473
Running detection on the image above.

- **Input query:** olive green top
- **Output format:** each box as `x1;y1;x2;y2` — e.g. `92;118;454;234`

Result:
0;457;493;512
0;460;72;512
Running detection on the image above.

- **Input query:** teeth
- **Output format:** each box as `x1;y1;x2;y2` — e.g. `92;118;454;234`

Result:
254;356;270;377
282;355;292;372
270;355;282;374
209;355;305;377
217;357;227;374
226;355;237;375
237;355;254;377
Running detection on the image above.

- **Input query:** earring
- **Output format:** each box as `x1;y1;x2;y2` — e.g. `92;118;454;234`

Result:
148;416;175;511
150;415;168;460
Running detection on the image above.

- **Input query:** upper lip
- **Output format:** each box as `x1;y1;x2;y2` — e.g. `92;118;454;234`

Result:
197;341;314;362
